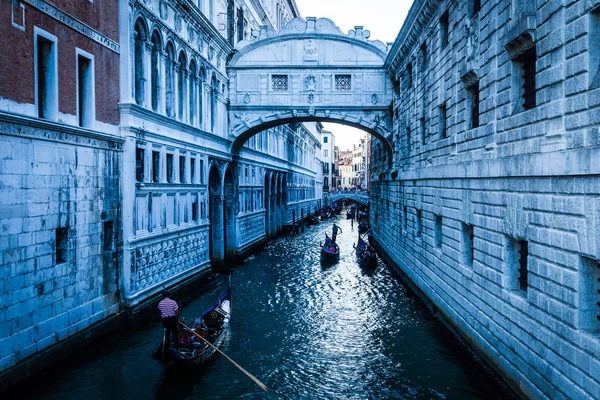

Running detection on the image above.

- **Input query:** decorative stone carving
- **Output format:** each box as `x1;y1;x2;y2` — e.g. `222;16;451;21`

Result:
244;93;251;104
304;39;318;55
305;74;317;91
371;93;379;104
308;93;314;104
188;27;195;43
174;13;182;32
130;231;208;293
159;0;168;20
465;18;478;61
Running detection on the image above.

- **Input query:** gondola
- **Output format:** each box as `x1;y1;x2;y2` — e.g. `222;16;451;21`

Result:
356;237;377;265
320;235;340;260
152;283;231;369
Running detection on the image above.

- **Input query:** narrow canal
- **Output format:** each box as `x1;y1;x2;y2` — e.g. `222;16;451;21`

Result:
8;212;513;399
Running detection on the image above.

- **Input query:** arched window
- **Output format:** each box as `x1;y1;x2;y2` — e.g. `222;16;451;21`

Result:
150;31;162;112
177;51;187;121
189;60;197;126
133;19;147;105
165;42;175;117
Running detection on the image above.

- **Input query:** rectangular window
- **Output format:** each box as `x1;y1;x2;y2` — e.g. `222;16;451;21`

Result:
324;149;328;157
578;257;600;330
272;75;288;91
434;215;442;248
190;158;196;183
103;221;114;251
420;117;426;145
323;136;328;143
504;237;529;292
517;239;529;290
468;82;480;129
461;223;474;267
440;10;449;49
200;201;205;219
76;50;94;128
439;104;447;139
136;148;145;182
152;151;160;182
335;75;352;91
35;29;58;120
200;159;205;184
516;47;537;111
406;125;411;155
179;155;186;183
470;0;481;17
55;227;69;264
416;209;422;237
166;153;174;183
406;63;412;88
420;41;428;70
403;205;408;227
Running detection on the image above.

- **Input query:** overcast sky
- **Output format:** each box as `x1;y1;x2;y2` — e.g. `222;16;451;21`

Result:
296;0;413;151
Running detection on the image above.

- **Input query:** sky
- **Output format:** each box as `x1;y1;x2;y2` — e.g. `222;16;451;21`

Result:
295;0;413;151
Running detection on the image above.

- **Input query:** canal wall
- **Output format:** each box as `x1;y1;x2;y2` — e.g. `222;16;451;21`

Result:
372;0;600;399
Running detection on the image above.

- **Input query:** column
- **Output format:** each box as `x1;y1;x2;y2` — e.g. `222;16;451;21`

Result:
143;41;153;109
174;62;180;120
159;51;167;115
182;68;189;124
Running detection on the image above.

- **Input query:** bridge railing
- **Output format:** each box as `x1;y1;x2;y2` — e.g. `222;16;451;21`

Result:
326;191;370;204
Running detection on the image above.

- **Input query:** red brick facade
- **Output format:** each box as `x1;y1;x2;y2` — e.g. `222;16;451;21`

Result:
0;1;119;125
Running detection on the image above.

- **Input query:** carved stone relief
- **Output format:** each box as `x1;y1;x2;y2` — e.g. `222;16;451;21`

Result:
159;0;168;20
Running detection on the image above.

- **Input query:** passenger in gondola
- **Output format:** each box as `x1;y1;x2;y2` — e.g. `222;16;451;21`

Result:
158;290;180;349
332;223;342;242
367;228;374;246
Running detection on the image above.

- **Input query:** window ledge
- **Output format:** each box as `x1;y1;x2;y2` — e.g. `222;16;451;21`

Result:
504;16;536;58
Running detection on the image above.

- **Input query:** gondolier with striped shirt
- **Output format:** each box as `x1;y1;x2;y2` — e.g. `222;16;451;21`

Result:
158;290;180;348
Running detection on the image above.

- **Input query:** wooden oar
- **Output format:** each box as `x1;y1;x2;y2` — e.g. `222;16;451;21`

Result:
178;320;270;392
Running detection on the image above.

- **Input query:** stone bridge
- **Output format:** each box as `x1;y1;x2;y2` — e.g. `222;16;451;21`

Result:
227;17;394;163
328;191;369;205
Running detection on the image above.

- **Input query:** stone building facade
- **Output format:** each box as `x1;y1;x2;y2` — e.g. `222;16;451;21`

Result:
0;0;122;374
371;0;600;398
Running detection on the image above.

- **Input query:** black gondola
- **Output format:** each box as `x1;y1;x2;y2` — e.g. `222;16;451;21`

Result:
321;235;340;260
356;237;377;265
307;215;320;225
346;210;354;220
152;284;231;369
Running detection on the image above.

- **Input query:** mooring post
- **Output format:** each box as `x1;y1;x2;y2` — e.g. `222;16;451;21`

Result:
301;208;305;233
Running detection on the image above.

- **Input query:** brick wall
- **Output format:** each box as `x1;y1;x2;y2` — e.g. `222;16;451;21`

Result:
0;2;119;125
373;0;600;398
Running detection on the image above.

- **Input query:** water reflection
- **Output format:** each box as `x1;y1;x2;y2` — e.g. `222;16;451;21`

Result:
5;212;513;400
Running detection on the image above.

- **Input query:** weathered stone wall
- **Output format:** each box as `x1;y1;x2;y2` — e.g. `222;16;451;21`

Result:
0;116;122;373
372;0;600;398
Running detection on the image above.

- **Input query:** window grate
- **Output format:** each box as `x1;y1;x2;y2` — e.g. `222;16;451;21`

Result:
335;75;352;91
272;75;288;91
136;148;145;182
470;83;480;128
517;240;528;291
521;48;536;110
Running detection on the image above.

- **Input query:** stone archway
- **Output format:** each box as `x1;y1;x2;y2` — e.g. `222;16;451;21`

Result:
227;17;394;166
223;166;236;259
208;163;223;263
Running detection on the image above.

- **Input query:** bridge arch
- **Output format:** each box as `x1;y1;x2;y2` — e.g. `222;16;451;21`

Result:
227;17;394;164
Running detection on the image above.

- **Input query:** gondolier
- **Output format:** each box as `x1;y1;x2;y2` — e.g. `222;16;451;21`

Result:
158;290;180;349
332;223;343;242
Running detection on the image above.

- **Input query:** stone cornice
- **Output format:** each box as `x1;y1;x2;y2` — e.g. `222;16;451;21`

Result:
23;0;119;53
385;0;441;73
0;111;123;149
175;0;233;54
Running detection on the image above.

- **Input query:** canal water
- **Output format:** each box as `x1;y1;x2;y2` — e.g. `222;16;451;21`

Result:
7;213;513;399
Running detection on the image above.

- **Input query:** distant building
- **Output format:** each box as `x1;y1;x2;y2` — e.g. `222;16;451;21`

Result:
337;150;353;189
320;129;335;192
352;139;366;189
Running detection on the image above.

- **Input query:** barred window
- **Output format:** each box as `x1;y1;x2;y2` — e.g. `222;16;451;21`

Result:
335;75;352;91
272;75;288;91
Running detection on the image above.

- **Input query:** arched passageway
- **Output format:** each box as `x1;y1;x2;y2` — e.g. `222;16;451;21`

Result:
223;167;236;259
208;163;223;263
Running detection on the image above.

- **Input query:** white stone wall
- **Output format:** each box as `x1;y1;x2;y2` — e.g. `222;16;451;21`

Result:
372;0;600;398
0;116;122;373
